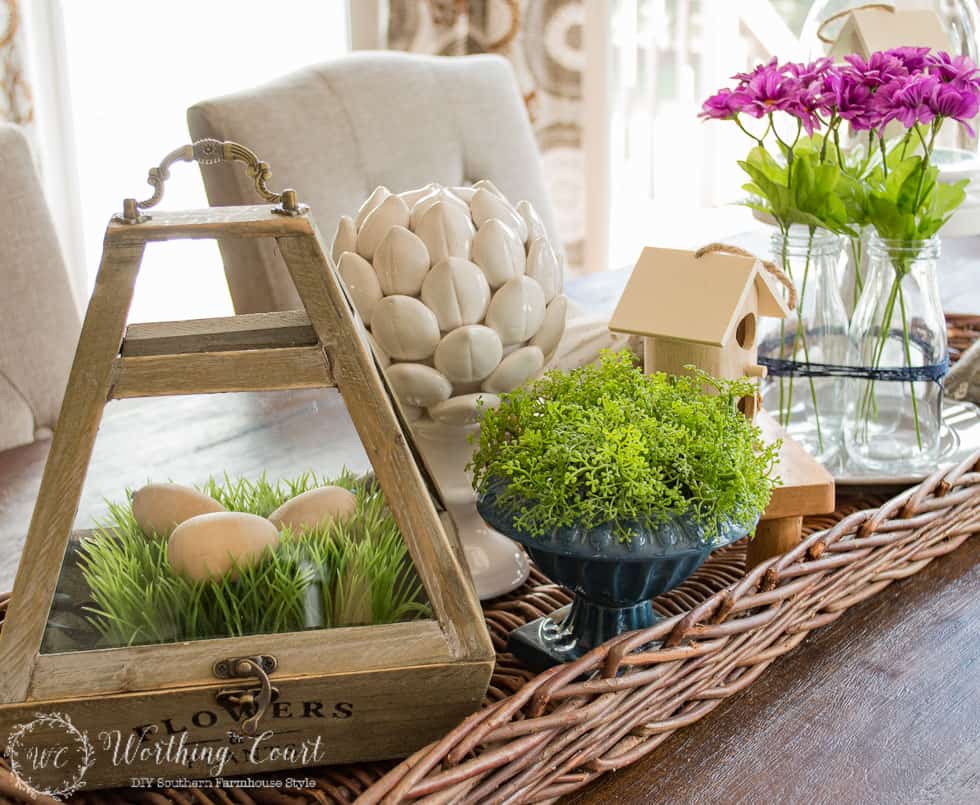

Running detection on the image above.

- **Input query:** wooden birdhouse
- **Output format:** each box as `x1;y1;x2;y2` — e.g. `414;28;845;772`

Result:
824;4;950;62
610;246;835;568
0;141;493;793
608;246;791;419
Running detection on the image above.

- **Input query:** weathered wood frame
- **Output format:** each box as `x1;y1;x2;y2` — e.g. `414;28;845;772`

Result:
0;205;493;786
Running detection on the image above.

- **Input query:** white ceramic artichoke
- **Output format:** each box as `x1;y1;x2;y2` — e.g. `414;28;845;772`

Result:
331;180;566;426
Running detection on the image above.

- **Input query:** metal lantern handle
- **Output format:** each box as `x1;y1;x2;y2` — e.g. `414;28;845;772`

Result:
114;139;307;224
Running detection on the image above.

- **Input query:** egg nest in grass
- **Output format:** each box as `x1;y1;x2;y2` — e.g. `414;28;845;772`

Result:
331;181;567;426
76;471;430;649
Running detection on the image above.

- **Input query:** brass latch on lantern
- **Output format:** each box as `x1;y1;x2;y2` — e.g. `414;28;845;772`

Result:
213;654;279;736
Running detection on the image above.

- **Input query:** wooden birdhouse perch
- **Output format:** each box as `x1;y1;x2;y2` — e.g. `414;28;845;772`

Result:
608;245;792;420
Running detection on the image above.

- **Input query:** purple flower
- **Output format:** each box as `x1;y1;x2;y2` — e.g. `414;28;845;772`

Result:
844;51;909;88
739;64;800;118
785;58;832;85
879;74;942;128
699;87;750;120
704;57;833;134
780;59;833;135
928;80;980;135
732;57;782;85
927;51;980;89
884;46;931;74
823;69;881;131
786;82;825;135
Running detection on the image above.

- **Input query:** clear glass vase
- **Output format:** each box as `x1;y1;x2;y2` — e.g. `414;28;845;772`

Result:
759;228;848;463
843;236;947;473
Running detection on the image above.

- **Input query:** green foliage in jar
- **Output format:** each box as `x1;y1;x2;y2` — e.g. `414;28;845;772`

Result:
469;351;780;540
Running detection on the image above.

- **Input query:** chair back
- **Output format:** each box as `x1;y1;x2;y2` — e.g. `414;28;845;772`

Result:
0;125;80;452
188;51;558;312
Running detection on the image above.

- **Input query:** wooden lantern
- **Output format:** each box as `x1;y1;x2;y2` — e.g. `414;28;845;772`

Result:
0;141;493;793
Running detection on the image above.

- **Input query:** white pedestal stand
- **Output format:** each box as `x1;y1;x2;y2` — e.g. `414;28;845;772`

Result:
410;419;530;600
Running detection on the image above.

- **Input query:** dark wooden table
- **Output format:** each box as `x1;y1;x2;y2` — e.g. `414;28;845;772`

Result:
568;535;980;804
2;262;979;803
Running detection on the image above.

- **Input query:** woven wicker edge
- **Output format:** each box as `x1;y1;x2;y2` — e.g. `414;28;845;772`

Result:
357;455;980;803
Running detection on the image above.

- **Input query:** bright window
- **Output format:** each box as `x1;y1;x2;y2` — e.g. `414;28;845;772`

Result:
606;0;811;268
61;0;349;322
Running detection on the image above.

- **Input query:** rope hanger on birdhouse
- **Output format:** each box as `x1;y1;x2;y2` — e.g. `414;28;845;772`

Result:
816;3;895;44
694;242;798;310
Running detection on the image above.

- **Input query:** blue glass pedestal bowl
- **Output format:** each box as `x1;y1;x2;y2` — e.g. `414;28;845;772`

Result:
476;479;752;671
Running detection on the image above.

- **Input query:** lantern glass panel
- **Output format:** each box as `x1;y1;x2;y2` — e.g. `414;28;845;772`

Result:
37;389;431;655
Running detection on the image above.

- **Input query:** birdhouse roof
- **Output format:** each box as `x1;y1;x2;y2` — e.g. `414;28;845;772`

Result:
832;8;949;58
608;247;791;347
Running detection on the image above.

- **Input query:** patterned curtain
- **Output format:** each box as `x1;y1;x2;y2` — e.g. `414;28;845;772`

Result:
387;0;586;271
0;0;32;125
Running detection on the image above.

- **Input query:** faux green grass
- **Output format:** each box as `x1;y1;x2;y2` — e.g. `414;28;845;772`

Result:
77;471;431;648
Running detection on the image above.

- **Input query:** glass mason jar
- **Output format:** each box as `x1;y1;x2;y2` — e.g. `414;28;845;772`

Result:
843;235;947;473
760;228;848;463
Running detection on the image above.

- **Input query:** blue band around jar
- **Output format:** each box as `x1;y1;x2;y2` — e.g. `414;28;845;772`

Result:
758;354;950;385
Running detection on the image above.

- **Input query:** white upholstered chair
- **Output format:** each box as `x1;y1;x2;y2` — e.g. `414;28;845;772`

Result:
0;125;81;453
188;51;559;314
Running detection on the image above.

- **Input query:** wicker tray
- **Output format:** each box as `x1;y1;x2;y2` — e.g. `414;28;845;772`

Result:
2;319;979;805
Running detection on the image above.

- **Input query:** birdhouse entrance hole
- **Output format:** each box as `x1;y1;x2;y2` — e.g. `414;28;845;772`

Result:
736;313;756;349
737;393;757;419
